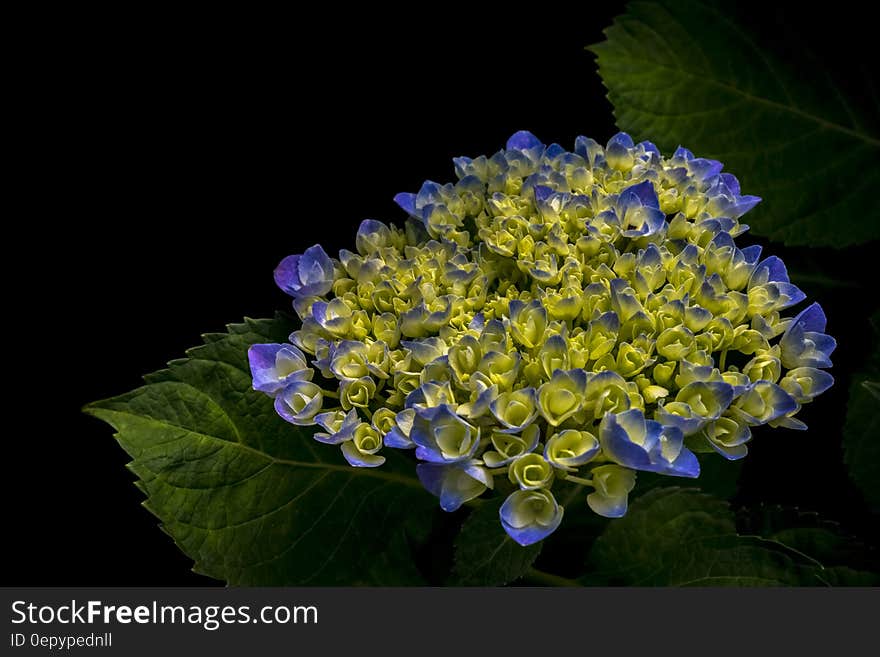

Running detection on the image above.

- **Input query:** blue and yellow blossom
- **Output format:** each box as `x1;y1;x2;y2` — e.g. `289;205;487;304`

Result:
341;423;386;468
538;368;588;426
250;130;836;545
274;244;335;298
482;425;541;468
410;405;480;464
382;409;417;449
600;408;699;477
730;381;798;425
509;453;555;490
418;462;493;512
490;387;539;432
248;343;312;394
780;302;836;369
697;416;752;460
313;409;359;445
499;488;564;546
273;380;323;426
586;465;637;518
544;429;600;470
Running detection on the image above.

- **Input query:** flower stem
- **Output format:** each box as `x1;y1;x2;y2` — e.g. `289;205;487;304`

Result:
521;567;581;587
562;473;594;487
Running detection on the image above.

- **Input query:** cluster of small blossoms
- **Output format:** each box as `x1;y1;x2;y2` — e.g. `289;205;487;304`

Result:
249;131;836;546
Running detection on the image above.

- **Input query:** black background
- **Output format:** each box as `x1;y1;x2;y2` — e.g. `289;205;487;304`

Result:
9;3;877;585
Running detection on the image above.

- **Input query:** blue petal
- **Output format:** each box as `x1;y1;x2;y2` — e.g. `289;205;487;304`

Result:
507;298;525;321
410;405;477;464
415;463;445;499
415;180;443;206
666;166;689;183
705;381;736;414
313;432;350;446
620;179;660;209
401;337;446;364
564;367;590;390
792;302;828;333
417;464;487;512
623;207;665;238
533;185;554;203
607;132;635;150
273;382;321;426
573;136;604;164
501;519;563;547
393;192;417;216
506;130;543;151
741;245;763;266
355;219;390;254
654;407;706;436
689;158;723;181
413;446;446;463
545;143;566;158
719;172;741;195
780;303;836;368
588;368;626;391
775;283;807;309
273;254;302;295
456;174;483;194
645;420;684;465
638;140;660;156
452;156;473;178
310;300;329;324
753;255;790;284
314;411;341;433
600;412;653;470
592;310;621;332
383;428;414;449
707;439;749;461
340;442;385;468
698;218;734;238
760;382;799;422
274;245;334;298
299;245;333;285
732;195;761;216
543;333;568;352
811;333;837;359
587;493;629;518
463;463;494;488
659;446;700;477
673;145;694;161
499;492;564;546
248;343;285;394
640;243;662;266
711;231;735;249
313;410;358;445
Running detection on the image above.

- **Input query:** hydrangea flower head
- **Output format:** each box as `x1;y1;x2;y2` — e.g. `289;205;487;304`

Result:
249;131;835;545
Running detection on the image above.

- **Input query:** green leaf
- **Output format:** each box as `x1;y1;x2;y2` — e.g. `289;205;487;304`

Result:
589;487;735;584
591;0;880;247
587;488;825;586
737;505;880;585
449;497;542;585
667;535;824;587
85;315;433;585
843;312;880;512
